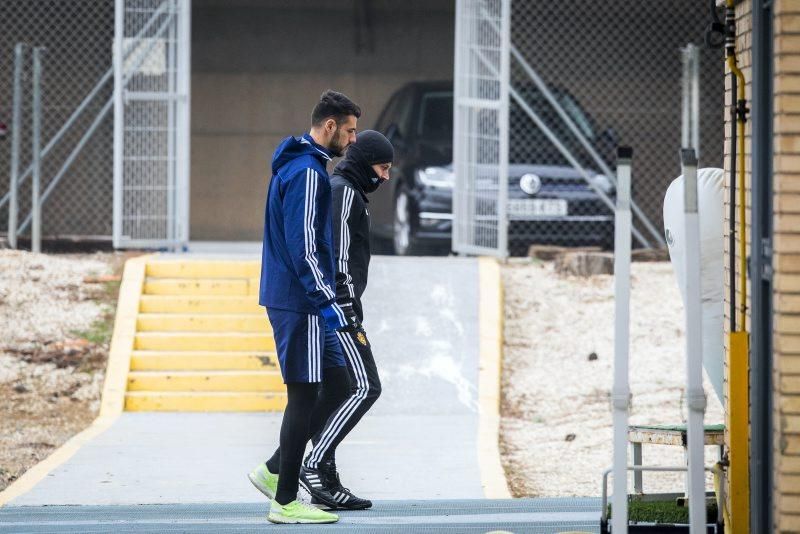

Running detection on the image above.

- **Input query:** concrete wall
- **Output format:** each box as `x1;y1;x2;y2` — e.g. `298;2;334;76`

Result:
190;0;455;240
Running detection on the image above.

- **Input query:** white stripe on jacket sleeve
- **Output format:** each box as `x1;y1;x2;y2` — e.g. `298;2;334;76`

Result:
303;168;335;301
338;187;356;300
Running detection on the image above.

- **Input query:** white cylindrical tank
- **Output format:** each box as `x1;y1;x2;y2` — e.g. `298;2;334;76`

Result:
663;167;725;404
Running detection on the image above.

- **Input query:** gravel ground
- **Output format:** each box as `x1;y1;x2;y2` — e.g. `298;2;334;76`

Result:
0;250;126;492
500;258;725;498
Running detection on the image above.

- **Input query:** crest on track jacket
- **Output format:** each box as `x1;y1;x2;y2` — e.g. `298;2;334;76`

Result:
259;133;345;317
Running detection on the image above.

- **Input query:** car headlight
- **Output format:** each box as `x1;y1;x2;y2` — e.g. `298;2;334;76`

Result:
591;173;615;194
417;166;455;189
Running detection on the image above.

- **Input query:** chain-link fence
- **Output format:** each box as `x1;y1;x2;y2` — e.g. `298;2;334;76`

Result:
0;0;114;241
505;1;723;254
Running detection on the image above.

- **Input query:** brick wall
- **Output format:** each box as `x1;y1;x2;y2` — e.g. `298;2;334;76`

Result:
724;0;752;525
774;1;800;531
728;1;800;531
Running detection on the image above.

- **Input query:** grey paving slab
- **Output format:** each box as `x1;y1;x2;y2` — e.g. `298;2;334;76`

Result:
10;256;484;506
361;256;480;417
0;499;603;533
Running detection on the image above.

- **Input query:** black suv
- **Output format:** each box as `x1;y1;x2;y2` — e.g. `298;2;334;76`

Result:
369;80;618;255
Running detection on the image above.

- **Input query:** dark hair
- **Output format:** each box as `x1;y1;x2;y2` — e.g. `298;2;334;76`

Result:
311;90;361;126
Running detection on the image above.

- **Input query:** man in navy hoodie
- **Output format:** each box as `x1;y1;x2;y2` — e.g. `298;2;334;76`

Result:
250;90;360;524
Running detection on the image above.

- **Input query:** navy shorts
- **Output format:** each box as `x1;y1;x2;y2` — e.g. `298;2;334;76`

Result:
266;308;346;383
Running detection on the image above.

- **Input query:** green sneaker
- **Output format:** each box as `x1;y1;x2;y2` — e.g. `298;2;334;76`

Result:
267;499;339;524
248;463;278;500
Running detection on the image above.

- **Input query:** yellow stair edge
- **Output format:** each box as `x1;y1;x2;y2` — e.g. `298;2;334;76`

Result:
143;278;254;296
137;313;270;333
134;332;276;352
130;350;278;371
146;260;260;279
127;370;285;392
125;391;287;412
139;295;263;314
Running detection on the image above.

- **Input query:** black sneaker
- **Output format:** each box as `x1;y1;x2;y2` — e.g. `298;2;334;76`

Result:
319;461;372;510
299;466;339;510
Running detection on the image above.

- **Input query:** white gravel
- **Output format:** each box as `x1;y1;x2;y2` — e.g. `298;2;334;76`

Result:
0;250;110;350
0;250;117;490
500;259;724;497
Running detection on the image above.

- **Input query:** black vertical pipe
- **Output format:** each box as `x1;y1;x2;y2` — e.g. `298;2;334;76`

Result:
729;72;737;332
750;0;774;531
726;4;737;332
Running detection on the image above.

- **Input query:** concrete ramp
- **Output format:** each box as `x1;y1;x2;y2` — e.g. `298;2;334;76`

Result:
3;256;487;506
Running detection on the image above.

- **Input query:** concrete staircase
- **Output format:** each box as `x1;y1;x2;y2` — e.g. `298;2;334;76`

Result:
125;259;286;411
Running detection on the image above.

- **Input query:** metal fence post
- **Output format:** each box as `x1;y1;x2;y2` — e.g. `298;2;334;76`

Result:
682;45;701;160
612;146;633;534
8;43;25;249
31;47;43;253
681;147;706;534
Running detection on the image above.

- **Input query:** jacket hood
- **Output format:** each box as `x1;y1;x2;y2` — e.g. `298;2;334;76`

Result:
271;133;332;175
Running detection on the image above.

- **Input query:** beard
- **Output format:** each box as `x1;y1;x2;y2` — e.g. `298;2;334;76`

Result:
328;127;347;157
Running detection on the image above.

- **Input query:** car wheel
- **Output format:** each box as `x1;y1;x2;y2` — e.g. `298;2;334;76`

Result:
393;188;421;256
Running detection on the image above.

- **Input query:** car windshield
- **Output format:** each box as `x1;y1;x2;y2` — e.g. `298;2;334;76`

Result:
418;91;454;142
421;88;600;166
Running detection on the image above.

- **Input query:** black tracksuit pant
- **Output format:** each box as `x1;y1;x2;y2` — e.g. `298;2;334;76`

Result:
304;328;381;468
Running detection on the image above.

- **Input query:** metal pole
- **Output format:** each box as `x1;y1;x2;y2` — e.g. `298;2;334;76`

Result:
167;0;177;244
612;146;633;534
8;44;24;249
113;0;125;248
681;148;706;534
682;51;691;151
31;47;43;253
682;45;701;160
497;0;510;259
750;0;774;529
452;0;464;253
176;0;192;248
691;48;701;160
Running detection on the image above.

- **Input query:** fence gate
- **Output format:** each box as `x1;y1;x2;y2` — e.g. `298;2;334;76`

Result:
113;0;190;249
452;0;511;257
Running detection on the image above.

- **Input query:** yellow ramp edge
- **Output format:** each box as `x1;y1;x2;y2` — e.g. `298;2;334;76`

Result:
137;313;270;333
477;257;511;499
139;295;263;314
0;255;151;506
134;332;275;352
127;370;285;392
125;391;287;412
146;260;260;279
130;351;278;371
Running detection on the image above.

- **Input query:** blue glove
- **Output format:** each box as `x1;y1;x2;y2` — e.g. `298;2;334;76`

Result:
320;302;351;332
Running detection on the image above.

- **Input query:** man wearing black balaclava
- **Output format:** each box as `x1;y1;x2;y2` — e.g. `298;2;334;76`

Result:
298;130;394;510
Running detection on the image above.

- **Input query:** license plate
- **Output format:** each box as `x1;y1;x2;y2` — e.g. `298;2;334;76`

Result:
507;198;568;217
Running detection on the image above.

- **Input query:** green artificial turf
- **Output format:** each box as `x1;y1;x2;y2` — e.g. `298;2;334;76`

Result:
608;499;718;523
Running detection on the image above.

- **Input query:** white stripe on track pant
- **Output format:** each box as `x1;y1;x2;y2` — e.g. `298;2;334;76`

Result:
305;329;382;468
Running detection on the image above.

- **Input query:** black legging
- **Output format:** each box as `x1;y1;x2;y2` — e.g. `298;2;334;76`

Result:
272;366;351;504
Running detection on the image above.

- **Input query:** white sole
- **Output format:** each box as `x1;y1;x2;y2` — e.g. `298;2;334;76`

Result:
247;472;276;500
267;513;337;524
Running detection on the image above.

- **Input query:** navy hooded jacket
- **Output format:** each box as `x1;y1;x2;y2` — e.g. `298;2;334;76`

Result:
259;133;345;319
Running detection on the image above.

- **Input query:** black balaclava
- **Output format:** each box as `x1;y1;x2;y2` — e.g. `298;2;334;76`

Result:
333;130;394;195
